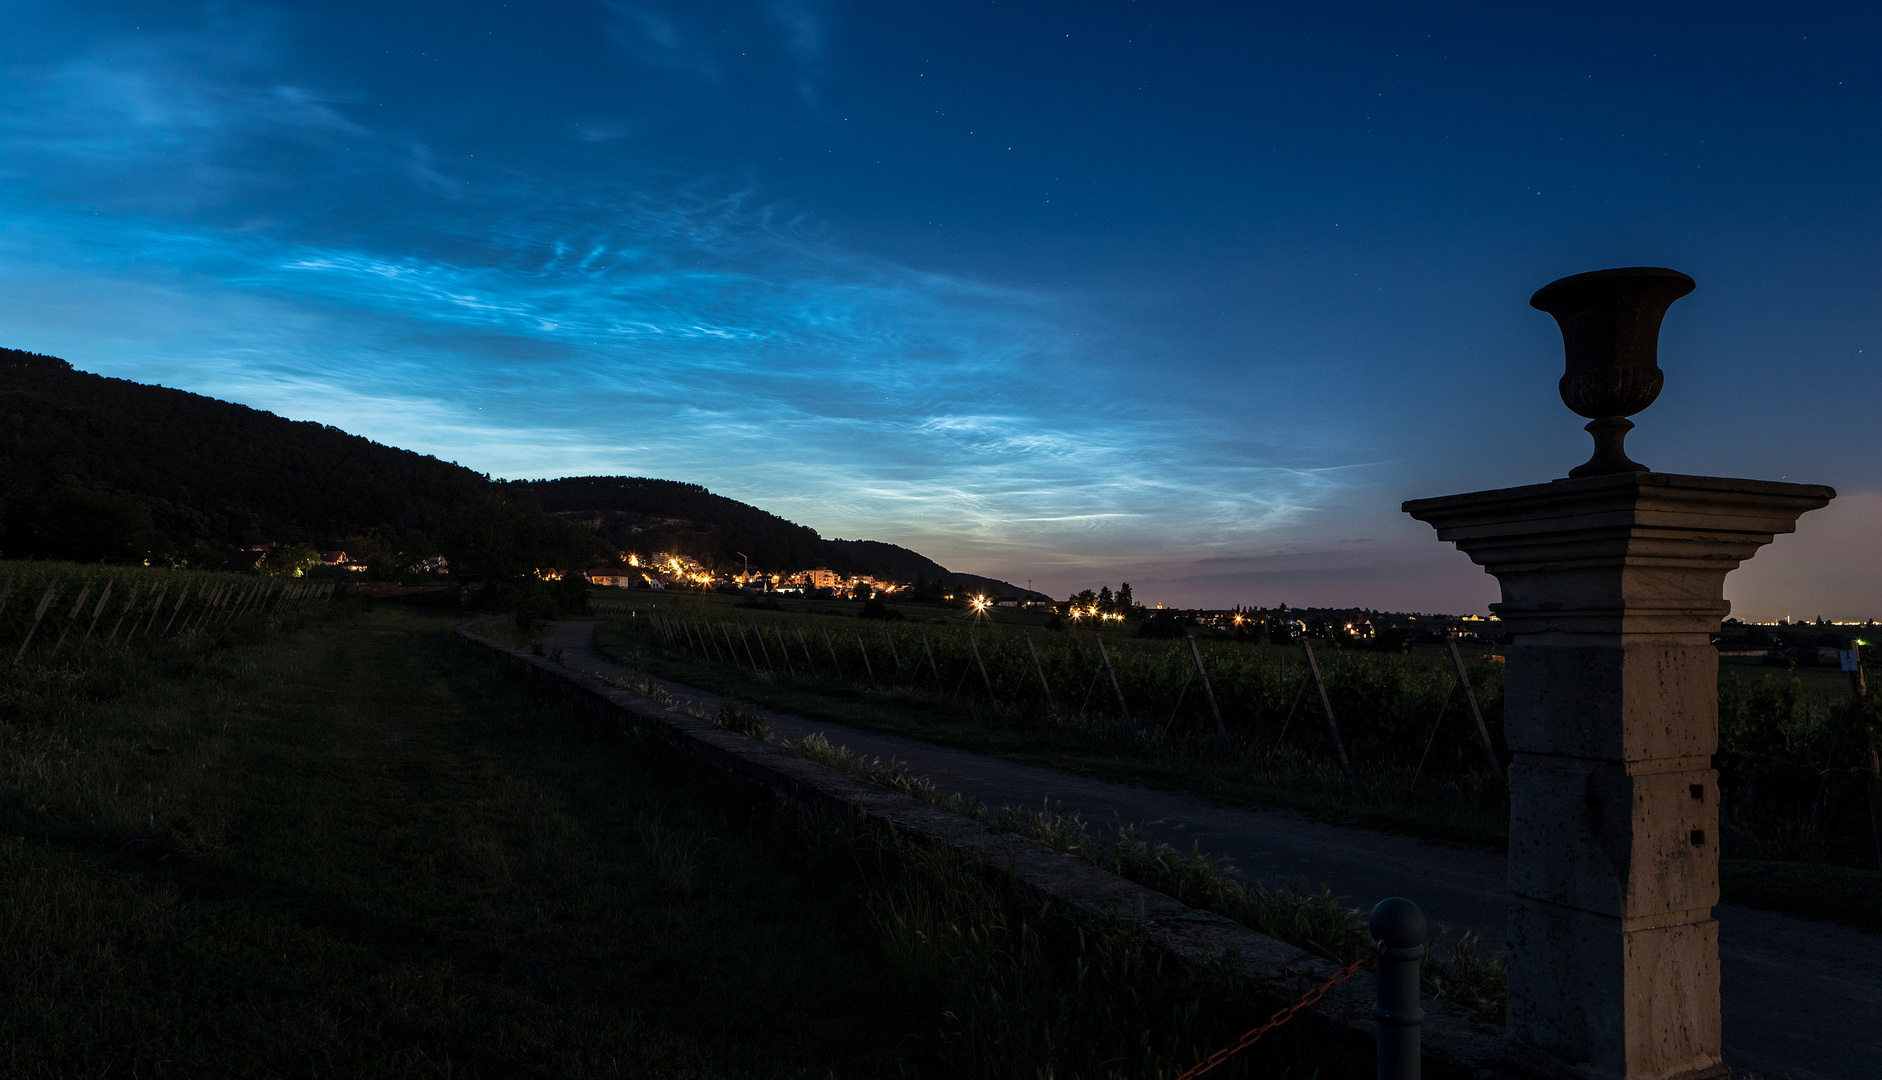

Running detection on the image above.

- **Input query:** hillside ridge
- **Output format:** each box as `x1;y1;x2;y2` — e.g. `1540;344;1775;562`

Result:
0;349;1040;595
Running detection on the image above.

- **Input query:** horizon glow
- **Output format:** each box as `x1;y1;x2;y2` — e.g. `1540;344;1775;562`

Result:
1;2;1877;617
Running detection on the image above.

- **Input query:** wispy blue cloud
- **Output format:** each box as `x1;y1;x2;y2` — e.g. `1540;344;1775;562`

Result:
0;0;1368;598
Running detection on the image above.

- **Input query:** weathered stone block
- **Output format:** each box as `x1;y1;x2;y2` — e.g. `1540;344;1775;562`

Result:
1509;903;1723;1080
1504;644;1719;760
1508;757;1718;916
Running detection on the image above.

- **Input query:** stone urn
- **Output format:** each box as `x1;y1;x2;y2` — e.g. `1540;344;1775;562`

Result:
1529;266;1695;478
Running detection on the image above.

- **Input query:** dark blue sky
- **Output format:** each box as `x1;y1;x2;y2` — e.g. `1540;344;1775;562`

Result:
3;1;1877;614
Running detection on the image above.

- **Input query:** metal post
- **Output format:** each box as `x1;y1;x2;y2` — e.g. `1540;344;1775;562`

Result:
1370;897;1425;1080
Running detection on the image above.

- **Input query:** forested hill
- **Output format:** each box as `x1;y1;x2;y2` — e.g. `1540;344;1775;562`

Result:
510;476;1041;596
0;347;491;563
1;350;1039;596
511;477;825;571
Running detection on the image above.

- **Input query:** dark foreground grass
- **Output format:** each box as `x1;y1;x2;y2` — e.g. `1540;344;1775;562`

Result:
0;603;1374;1078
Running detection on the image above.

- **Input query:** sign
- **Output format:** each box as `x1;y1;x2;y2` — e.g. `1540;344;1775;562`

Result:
1841;649;1861;672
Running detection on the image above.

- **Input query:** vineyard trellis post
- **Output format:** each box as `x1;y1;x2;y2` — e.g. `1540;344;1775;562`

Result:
920;632;945;697
1025;633;1056;713
968;630;996;702
1410;679;1458;790
13;579;59;664
794;627;817;676
1445;634;1503;778
854;633;877;688
708;621;729;664
717;622;741;669
107;582;141;644
81;579;115;645
162;583;191;634
1266;655;1309;765
883;630;901;675
822;629;845;682
136;584;167;638
737;624;762;672
1186;634;1227;738
1299;637;1353;778
772;626;795;677
751;624;774;675
47;578;93;660
1094;633;1134;732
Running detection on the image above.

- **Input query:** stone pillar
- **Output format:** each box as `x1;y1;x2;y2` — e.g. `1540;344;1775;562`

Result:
1407;474;1830;1080
1402;267;1833;1080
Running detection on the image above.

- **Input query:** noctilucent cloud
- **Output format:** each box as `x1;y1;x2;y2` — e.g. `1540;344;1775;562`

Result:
2;2;1877;617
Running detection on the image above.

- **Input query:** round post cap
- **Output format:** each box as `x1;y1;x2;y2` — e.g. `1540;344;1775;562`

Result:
1369;897;1427;949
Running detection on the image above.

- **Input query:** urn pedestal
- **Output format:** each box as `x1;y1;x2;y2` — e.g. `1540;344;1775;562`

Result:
1405;472;1832;1080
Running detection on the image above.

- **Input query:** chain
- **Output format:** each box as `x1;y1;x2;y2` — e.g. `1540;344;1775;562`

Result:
1171;947;1377;1080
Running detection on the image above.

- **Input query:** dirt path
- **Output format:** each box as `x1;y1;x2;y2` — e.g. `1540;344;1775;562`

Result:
543;620;1880;1080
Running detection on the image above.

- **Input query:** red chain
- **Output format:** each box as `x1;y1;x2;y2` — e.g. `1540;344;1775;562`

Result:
1172;950;1375;1080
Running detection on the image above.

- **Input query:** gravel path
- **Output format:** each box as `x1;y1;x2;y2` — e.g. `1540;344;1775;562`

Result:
543;620;1880;1080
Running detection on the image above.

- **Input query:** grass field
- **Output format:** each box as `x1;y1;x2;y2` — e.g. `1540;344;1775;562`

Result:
1;597;1376;1078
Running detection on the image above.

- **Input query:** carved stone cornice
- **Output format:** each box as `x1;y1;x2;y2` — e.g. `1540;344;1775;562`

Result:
1403;473;1833;637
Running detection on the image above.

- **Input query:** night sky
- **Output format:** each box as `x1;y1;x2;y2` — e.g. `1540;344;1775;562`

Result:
3;2;1877;616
